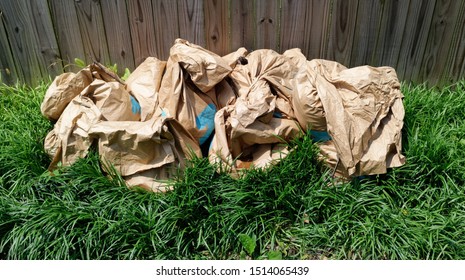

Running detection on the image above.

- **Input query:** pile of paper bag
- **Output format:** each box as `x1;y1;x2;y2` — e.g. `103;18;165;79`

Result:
41;39;405;192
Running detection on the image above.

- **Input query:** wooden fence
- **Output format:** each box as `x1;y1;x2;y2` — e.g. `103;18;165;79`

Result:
0;0;464;87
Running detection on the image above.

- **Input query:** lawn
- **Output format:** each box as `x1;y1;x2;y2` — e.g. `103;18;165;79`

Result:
1;81;465;259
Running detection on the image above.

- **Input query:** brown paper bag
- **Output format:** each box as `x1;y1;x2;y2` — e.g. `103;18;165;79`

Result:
157;39;232;146
125;57;166;121
209;49;302;170
81;79;140;121
41;68;92;120
222;47;248;68
88;118;175;176
43;64;141;170
44;95;102;169
42;39;406;191
308;59;405;177
124;167;173;193
41;63;128;121
169;38;232;92
88;117;201;178
283;49;327;131
92;117;201;193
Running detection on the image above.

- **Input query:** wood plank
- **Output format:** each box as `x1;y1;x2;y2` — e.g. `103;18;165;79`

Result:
152;0;180;60
74;0;110;65
30;0;63;79
0;8;18;84
439;1;465;86
1;0;464;86
280;0;307;51
178;0;205;47
371;0;410;69
127;0;158;65
349;0;383;67
418;0;462;86
0;0;50;85
445;2;465;84
302;0;332;60
459;33;465;82
204;0;229;55
396;0;436;84
101;0;135;73
255;0;280;51
326;0;359;67
230;0;255;52
48;0;86;72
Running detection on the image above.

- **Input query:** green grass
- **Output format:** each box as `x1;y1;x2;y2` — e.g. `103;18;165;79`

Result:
1;81;465;259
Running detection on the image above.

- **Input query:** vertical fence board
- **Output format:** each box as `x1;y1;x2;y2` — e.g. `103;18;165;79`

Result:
372;0;410;68
152;0;180;60
127;0;158;65
0;8;19;84
327;0;359;66
396;0;436;83
30;0;63;79
74;0;110;65
303;0;332;60
460;37;465;82
444;1;465;84
101;0;135;73
204;0;229;55
178;0;205;47
350;0;383;66
48;0;85;72
280;0;307;51
0;1;51;85
255;0;280;51
230;0;255;51
418;0;462;86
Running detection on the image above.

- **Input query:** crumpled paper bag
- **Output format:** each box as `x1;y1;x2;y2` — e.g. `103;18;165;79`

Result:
156;39;233;147
83;79;140;121
44;95;102;169
41;38;406;193
125;57;166;121
283;49;327;132
307;59;405;177
88;117;201;192
43;63;141;169
41;67;93;121
209;49;301;171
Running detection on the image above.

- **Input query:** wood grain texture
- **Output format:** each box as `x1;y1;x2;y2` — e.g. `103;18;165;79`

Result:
303;0;332;60
204;0;229;55
230;0;255;51
0;0;51;85
444;1;465;84
280;0;307;51
1;0;465;87
372;0;410;68
127;0;158;65
255;0;280;51
153;0;180;60
101;0;135;73
30;0;63;78
396;0;436;83
418;0;462;86
178;0;205;47
349;0;383;66
74;0;110;65
48;0;86;72
0;7;19;84
326;0;359;66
